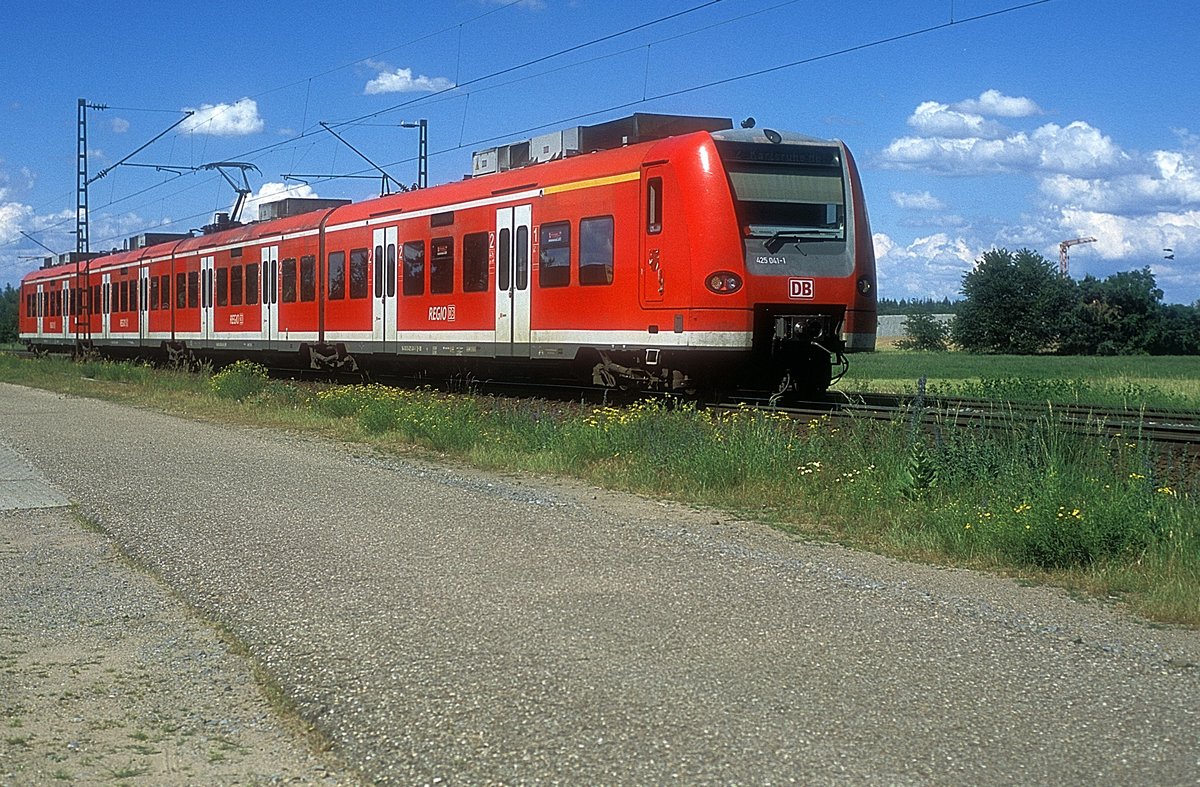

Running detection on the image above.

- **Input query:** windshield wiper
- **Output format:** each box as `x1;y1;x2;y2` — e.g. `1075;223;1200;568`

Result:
757;227;840;252
764;232;806;254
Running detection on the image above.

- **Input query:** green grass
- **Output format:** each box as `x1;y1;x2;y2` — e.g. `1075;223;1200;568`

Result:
2;352;1197;625
844;351;1200;410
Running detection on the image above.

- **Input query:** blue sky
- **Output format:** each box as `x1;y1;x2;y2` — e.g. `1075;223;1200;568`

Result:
2;0;1197;304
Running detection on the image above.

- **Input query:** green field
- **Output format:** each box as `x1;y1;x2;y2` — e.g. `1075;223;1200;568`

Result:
843;351;1200;410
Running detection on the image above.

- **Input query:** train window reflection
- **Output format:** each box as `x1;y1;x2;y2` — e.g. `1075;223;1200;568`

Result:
462;232;489;293
579;216;614;286
538;222;570;288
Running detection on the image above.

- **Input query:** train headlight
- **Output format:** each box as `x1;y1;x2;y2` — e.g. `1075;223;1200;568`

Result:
857;275;873;295
706;271;743;294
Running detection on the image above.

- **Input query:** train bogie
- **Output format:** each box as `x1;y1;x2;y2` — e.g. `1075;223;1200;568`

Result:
20;114;876;397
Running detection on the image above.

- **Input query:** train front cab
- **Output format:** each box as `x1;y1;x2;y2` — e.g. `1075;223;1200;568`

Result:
711;128;877;394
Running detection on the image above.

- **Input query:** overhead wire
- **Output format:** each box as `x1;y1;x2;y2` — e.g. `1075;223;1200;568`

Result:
10;0;1056;255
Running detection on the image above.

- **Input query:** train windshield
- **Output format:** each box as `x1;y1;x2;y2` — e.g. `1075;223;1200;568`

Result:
716;140;846;243
726;164;845;242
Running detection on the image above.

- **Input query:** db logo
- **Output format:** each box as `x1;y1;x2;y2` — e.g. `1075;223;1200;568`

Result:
789;278;815;299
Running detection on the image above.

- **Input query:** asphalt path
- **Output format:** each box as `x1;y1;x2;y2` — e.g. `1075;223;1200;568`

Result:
2;383;1198;785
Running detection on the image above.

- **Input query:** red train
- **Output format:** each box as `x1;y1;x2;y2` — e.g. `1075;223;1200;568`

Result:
20;113;876;396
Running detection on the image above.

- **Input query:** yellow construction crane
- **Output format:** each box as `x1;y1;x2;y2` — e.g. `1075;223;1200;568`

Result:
1058;236;1097;276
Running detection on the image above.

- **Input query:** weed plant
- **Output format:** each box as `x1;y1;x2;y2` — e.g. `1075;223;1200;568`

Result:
209;360;270;401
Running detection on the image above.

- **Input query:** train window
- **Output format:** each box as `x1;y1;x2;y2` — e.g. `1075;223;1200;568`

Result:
230;247;243;258
269;259;279;305
216;267;228;306
403;241;425;296
430;237;454;294
157;277;167;311
281;258;297;303
150;277;159;310
498;229;510;292
647;177;663;234
95;284;104;315
130;278;138;312
462;232;489;293
328;251;346;300
373;243;384;299
176;273;187;309
539;222;571;288
119;280;129;313
26;293;32;318
230;266;243;306
516;227;528;291
246;263;259;305
349;248;369;299
386;243;397;298
187;271;199;308
580;216;615;286
300;255;316;302
431;211;454;228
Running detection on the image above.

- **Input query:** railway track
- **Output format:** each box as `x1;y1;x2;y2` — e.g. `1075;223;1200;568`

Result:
7;347;1198;447
726;390;1200;448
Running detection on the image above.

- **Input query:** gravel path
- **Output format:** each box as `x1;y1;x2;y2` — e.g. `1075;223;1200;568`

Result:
0;460;357;783
1;382;1198;785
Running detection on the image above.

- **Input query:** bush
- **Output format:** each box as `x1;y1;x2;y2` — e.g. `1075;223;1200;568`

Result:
898;313;951;351
209;360;270;401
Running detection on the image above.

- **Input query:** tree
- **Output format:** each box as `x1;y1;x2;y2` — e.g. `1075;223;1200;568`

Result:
1059;267;1164;355
0;284;18;344
898;313;951;351
952;248;1076;354
1148;304;1200;355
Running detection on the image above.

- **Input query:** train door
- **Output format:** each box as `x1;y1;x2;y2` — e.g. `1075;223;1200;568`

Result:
101;273;112;339
138;267;151;344
261;246;279;344
200;255;215;343
494;205;531;356
640;168;667;307
372;226;398;351
33;283;44;338
58;284;70;339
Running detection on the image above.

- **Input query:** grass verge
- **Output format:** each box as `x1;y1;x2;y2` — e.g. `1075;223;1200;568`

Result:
3;352;1197;625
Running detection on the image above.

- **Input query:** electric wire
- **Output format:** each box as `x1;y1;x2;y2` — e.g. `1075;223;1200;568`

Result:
7;0;1055;258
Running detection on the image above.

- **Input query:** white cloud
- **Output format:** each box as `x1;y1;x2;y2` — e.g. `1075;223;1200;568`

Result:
890;190;947;211
0;199;34;244
1031;121;1127;175
873;231;979;299
1039;149;1200;214
883;133;1035;174
885;117;1128;178
907;101;1008;140
180;98;264;136
953;89;1041;118
111;117;130;134
241;181;319;222
364;67;455;95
